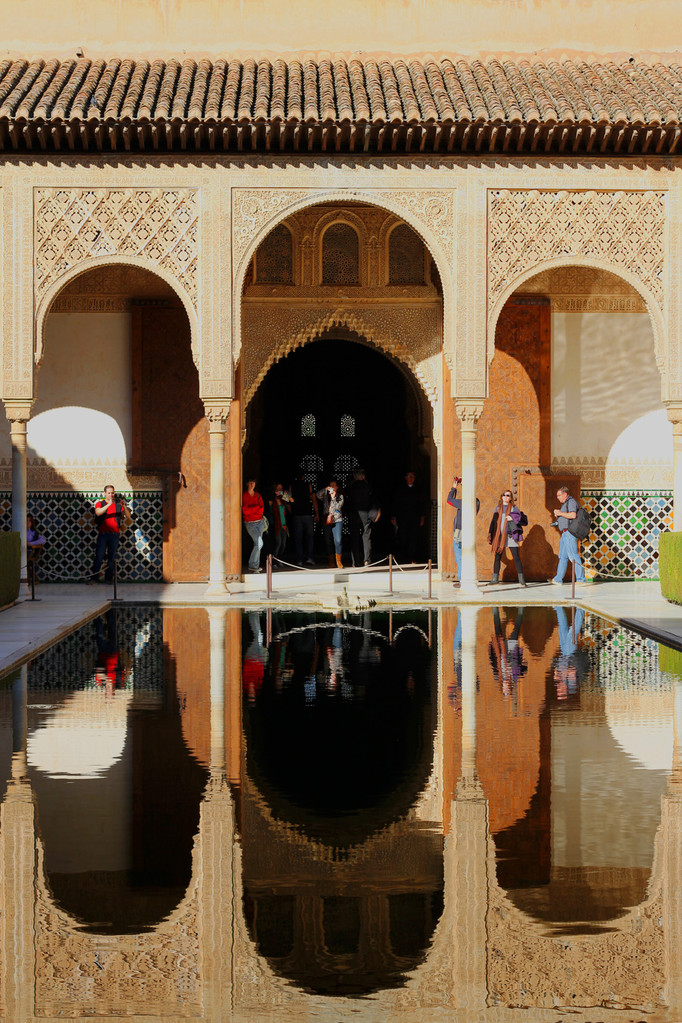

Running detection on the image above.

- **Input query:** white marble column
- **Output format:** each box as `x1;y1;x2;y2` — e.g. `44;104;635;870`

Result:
455;401;484;595
667;406;682;531
6;403;31;585
204;402;231;596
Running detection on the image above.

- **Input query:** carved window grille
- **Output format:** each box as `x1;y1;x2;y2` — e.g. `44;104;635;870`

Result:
255;224;293;284
322;223;360;285
300;454;324;488
333;454;360;491
301;413;316;438
340;414;355;438
388;224;425;285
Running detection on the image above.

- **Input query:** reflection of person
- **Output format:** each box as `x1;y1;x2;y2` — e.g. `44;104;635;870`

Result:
550;486;587;585
489;607;527;699
392;471;425;564
553;605;586;700
346;469;377;567
290;472;318;566
316;480;344;568
488;489;527;586
268;482;292;564
447;476;480;581
242;477;266;573
89;484;130;584
243;612;268;701
94;609;126;694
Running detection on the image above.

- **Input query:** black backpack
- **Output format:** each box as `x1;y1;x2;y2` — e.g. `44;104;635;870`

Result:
567;505;591;540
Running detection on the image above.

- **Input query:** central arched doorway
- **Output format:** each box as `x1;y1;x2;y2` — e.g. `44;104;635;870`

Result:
243;333;433;561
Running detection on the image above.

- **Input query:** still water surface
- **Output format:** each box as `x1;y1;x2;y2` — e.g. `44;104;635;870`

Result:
0;604;680;1021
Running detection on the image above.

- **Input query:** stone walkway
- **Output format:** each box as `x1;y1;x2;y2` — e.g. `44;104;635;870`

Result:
1;572;681;675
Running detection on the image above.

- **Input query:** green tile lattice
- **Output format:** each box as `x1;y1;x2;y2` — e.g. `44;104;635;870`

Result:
581;490;672;580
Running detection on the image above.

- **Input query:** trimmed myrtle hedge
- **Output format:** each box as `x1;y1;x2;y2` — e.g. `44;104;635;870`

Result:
0;532;20;609
659;531;682;606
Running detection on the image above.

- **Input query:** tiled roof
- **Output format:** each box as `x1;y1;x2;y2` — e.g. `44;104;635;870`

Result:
0;54;681;154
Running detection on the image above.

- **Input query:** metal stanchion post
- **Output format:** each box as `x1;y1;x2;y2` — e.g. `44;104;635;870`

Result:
571;556;575;601
113;558;118;601
389;553;393;595
266;606;272;646
428;558;432;599
428;608;432;647
29;559;36;601
266;554;272;599
389;608;393;644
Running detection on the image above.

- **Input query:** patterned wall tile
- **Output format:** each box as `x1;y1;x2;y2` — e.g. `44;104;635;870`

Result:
581;490;672;580
0;491;163;582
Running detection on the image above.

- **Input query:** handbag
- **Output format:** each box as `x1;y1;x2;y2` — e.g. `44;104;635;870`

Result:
326;513;333;525
261;516;269;533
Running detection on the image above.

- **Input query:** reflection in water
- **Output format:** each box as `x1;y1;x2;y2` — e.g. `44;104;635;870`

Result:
0;604;679;1018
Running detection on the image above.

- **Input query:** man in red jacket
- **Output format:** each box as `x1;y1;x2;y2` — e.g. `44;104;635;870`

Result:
89;484;130;584
242;477;266;573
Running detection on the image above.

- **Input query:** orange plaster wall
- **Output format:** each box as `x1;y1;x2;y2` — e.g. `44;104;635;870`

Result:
476;297;552;582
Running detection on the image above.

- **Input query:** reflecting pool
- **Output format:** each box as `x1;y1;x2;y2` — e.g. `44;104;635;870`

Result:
0;604;681;1021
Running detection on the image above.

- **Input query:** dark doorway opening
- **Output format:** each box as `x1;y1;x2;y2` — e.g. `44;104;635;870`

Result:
243;336;431;560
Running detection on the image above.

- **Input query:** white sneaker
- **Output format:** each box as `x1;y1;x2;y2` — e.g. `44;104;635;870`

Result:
550;579;563;585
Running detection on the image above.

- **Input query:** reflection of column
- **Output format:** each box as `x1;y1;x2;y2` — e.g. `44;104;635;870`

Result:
0;663;36;1020
204;402;231;595
667;406;682;531
663;676;682;1011
209;608;227;775
455;402;483;594
7;402;31;585
450;605;487;1011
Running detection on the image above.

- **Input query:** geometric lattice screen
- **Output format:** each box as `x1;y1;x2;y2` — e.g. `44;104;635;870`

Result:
581;490;673;580
0;491;163;582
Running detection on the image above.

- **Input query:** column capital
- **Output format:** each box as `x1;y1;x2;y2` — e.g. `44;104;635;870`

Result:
666;403;682;429
455;400;485;428
204;400;232;429
3;400;32;425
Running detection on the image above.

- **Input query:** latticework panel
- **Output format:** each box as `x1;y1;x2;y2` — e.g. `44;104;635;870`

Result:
256;223;293;284
0;491;163;582
322;223;359;285
581;490;672;580
388;223;425;285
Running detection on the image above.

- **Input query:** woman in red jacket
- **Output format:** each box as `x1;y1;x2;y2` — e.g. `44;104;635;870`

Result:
242;477;266;573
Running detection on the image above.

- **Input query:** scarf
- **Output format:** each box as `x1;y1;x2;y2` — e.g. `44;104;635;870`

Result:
492;504;508;555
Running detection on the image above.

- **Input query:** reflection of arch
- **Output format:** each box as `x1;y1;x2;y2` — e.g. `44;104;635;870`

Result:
487;256;665;373
233;190;452;367
35;255;200;370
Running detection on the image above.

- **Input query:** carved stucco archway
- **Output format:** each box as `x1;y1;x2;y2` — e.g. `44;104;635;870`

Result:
487;255;666;375
35;253;200;369
231;187;454;372
486;188;668;393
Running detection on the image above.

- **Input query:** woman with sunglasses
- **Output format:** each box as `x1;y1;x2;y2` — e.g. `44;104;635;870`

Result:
488;489;527;587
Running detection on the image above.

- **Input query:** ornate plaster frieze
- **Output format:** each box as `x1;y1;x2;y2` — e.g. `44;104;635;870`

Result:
488;189;666;321
240;302;442;414
34;187;199;310
375;189;454;264
0;458;163;491
550;455;673;488
203;401;232;427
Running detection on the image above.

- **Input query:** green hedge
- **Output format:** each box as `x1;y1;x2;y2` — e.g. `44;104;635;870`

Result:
659;531;682;606
0;532;20;608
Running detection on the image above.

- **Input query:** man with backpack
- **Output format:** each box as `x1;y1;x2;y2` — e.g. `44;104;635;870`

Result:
550;486;589;585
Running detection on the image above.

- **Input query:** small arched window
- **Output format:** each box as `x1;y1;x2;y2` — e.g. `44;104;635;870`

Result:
255;224;293;284
388;223;425;285
301;413;316;438
322;223;359;285
340;414;355;438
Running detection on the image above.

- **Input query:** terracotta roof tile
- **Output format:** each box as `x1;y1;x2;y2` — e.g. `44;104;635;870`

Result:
0;53;680;153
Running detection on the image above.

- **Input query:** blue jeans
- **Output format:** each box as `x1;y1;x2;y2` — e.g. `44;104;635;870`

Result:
92;532;120;581
555;605;585;656
324;520;343;555
453;535;462;579
245;519;265;570
553;530;586;583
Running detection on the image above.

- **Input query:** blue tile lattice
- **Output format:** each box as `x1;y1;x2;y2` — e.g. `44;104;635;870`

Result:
0;491;163;582
581;490;673;580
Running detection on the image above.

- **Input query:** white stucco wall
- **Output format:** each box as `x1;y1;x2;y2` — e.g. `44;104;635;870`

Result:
551;311;672;471
19;312;133;468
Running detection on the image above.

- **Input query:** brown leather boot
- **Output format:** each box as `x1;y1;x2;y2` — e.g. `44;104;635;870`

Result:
336;553;343;569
